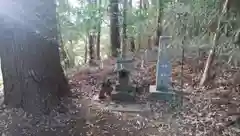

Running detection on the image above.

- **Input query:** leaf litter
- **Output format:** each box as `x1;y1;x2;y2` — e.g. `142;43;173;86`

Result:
0;56;240;135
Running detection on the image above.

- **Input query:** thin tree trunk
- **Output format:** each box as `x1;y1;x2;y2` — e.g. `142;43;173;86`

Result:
139;0;143;9
200;0;229;86
155;0;163;46
67;40;75;68
130;37;135;52
128;0;132;7
110;0;121;57
138;0;143;49
128;0;135;52
147;36;152;49
84;37;88;64
89;33;95;65
121;0;127;58
96;0;102;60
143;0;149;9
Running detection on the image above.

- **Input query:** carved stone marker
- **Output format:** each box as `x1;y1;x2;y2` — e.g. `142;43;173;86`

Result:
156;37;172;90
149;36;175;101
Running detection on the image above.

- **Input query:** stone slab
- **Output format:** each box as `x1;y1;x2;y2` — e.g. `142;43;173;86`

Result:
149;85;176;102
106;103;151;113
143;49;158;62
111;92;136;102
92;101;151;113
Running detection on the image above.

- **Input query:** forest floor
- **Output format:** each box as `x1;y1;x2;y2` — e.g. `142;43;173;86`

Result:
1;54;240;136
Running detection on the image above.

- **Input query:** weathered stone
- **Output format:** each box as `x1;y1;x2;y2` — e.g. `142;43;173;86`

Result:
143;48;158;62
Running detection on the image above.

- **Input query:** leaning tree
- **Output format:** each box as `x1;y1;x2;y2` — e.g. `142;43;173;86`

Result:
0;0;69;115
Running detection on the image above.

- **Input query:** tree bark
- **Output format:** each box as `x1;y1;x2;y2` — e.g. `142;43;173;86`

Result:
128;0;132;7
96;0;102;60
200;0;229;86
139;0;143;9
143;0;149;9
128;0;135;52
121;0;128;58
155;0;163;46
130;37;135;52
110;0;121;57
89;33;95;65
84;36;88;64
67;40;76;68
138;0;143;49
0;0;69;115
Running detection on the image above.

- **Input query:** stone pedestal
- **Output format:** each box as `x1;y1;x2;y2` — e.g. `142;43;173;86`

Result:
149;85;175;101
112;85;136;102
143;49;158;62
148;85;182;108
112;68;136;102
115;57;134;72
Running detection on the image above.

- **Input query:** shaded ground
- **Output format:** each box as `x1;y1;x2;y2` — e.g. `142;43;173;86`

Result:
0;92;180;136
0;57;180;136
0;55;240;136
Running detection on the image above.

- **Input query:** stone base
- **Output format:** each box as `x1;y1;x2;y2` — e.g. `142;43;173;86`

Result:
148;85;181;105
106;103;151;113
92;100;151;114
111;92;136;102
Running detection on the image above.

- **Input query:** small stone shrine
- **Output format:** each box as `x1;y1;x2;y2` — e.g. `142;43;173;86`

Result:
111;67;136;102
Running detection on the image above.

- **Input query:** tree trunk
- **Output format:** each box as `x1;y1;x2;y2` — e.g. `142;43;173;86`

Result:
155;0;163;46
57;17;69;69
137;0;143;50
128;0;132;7
84;37;88;64
139;0;143;9
0;0;69;115
128;0;135;52
110;0;121;57
67;40;75;68
121;0;127;58
130;37;135;52
89;33;95;65
200;0;229;86
143;0;149;9
96;0;102;60
59;41;70;69
147;36;152;49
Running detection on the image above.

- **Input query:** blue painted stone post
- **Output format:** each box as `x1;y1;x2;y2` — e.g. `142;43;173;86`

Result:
149;36;174;101
156;36;172;91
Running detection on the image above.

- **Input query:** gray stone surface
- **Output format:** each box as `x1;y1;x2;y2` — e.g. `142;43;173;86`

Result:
156;36;172;90
143;48;158;62
92;100;151;113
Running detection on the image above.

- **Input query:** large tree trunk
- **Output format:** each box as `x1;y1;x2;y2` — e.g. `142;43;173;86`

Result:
0;0;69;115
110;0;121;57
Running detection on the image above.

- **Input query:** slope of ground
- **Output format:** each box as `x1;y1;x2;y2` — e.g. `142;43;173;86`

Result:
0;55;240;136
